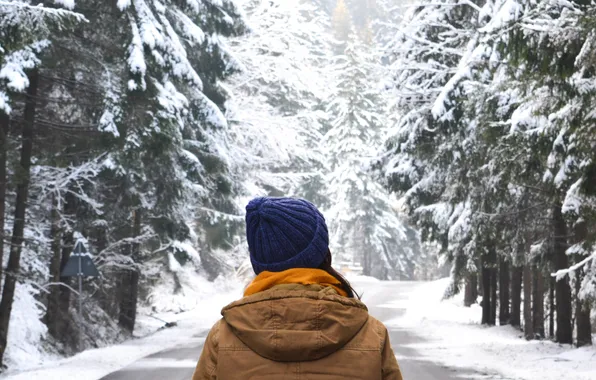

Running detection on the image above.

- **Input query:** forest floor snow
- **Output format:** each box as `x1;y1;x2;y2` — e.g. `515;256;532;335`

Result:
0;281;242;380
386;278;596;380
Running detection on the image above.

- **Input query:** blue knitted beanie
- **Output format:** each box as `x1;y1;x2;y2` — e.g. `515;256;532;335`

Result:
245;197;329;274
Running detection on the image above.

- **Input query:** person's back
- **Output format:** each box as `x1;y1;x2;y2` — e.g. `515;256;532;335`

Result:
193;197;403;380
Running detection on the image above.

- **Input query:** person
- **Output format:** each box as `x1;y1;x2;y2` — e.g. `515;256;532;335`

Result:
192;197;403;380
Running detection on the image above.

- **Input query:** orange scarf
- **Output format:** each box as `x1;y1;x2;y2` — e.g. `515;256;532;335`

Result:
244;268;348;297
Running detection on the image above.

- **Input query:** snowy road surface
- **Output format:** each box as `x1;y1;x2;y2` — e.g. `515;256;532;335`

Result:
99;337;205;380
99;281;500;380
363;281;498;380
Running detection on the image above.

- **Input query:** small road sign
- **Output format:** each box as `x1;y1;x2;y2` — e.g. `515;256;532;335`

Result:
61;241;100;277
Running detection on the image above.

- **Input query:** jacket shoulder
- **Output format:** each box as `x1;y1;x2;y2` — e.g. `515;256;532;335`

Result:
368;316;389;338
213;318;251;351
204;319;222;351
342;315;387;352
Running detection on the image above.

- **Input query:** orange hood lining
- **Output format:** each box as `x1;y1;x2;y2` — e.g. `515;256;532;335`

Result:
244;268;348;297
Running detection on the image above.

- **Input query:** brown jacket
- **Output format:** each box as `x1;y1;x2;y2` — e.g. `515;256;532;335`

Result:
192;284;403;380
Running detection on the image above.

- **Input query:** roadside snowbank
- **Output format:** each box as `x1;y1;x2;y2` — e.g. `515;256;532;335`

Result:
345;274;380;283
1;278;242;380
388;278;596;380
4;284;60;370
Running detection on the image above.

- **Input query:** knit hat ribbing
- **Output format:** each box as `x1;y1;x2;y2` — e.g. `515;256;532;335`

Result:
245;197;329;274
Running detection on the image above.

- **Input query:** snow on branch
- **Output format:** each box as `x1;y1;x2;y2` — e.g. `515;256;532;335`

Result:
197;206;244;222
0;1;87;22
397;1;481;11
117;0;131;10
553;252;595;282
0;41;49;105
54;0;75;10
94;232;156;270
31;156;105;214
34;281;81;296
432;34;481;120
393;27;466;58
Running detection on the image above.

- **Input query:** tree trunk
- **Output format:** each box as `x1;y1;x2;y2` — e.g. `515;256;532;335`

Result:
481;257;491;325
58;235;74;310
532;266;545;339
471;272;478;303
464;273;478;307
0;111;8;290
118;209;141;333
94;225;117;319
361;226;371;276
485;248;498;326
118;269;139;333
549;276;555;339
478;265;484;295
499;258;510;325
523;265;533;340
552;204;572;344
52;191;77;346
490;264;497;326
511;266;522;327
45;197;63;338
0;69;39;366
575;268;592;347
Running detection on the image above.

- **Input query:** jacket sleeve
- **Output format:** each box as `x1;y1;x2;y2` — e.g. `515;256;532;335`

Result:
192;320;221;380
381;327;404;380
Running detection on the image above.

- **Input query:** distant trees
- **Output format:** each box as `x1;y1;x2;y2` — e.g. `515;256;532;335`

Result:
228;0;423;279
326;0;423;279
324;33;419;279
380;0;594;346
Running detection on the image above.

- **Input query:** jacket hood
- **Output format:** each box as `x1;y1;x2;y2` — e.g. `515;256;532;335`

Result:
221;284;369;362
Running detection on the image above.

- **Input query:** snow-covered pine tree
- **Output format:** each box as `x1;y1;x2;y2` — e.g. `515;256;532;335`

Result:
374;0;405;47
475;0;594;345
0;0;248;363
459;0;558;330
380;0;485;293
0;0;87;366
92;0;247;331
380;0;595;342
325;32;420;279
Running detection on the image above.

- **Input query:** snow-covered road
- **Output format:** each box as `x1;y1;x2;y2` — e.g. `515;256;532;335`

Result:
99;337;205;380
97;280;500;380
360;280;502;380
